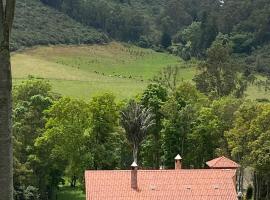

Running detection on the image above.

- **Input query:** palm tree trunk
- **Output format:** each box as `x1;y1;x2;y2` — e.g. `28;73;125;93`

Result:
133;145;138;164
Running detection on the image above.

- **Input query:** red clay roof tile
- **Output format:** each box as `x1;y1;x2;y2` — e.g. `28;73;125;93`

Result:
206;156;240;169
85;169;238;200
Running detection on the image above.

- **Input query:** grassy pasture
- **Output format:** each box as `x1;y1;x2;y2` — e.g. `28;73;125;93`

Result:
12;42;194;99
11;42;270;100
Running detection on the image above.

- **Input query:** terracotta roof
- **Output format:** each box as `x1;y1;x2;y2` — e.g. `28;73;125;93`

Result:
206;156;240;169
85;169;238;200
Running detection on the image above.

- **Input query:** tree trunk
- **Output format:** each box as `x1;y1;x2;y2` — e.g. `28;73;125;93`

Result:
154;134;160;169
133;145;138;164
266;181;269;200
70;175;77;188
0;47;13;200
0;1;16;199
254;172;257;200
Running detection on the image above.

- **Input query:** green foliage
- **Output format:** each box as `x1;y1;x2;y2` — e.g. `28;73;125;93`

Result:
225;101;261;164
174;22;202;59
13;78;57;199
42;0;150;42
226;102;270;199
14;186;40;200
89;94;119;143
13;75;270;199
12;0;108;50
199;11;219;54
194;34;248;98
231;33;254;54
161;82;205;168
41;97;91;181
249;105;270;174
13;78;53;103
161;32;172;48
188;97;241;167
87;93;122;170
120;100;155;163
30;93;122;198
247;44;270;75
159;0;192;35
140;83;168;168
153;65;183;92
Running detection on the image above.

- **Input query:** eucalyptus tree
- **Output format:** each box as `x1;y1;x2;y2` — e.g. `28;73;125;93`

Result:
120;100;155;164
0;0;16;199
194;34;248;98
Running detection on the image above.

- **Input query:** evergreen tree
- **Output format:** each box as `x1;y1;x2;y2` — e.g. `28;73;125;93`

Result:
161;32;172;48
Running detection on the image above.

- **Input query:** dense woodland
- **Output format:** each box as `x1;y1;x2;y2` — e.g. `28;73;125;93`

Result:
11;0;108;50
10;0;270;200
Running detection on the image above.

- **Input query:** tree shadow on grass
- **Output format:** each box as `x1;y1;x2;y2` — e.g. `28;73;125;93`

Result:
57;186;85;200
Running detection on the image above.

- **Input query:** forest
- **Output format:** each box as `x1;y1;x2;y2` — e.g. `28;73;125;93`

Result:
1;0;270;200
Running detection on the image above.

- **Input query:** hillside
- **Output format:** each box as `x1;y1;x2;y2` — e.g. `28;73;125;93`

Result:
11;42;269;100
11;0;270;76
12;42;191;99
11;0;108;50
41;0;270;76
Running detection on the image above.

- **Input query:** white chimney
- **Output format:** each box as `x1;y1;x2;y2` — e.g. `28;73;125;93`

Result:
131;161;138;190
175;154;182;170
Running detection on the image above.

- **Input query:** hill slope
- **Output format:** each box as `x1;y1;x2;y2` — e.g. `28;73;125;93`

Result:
11;42;270;100
12;42;191;99
11;0;108;50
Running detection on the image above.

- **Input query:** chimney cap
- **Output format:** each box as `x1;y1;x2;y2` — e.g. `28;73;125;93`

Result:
131;161;138;167
175;154;182;160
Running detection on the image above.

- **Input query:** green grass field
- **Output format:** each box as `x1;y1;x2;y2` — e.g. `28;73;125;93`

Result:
57;187;85;200
11;42;270;100
12;42;194;99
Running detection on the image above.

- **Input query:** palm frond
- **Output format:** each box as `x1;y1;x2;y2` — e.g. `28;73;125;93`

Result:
120;100;155;146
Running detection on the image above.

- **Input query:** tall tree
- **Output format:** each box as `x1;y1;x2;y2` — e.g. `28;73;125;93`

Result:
120;100;155;163
194;34;248;98
141;83;168;169
161;82;205;168
87;93;120;170
0;0;16;200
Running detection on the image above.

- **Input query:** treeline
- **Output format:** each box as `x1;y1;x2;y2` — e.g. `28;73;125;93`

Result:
14;37;269;200
13;81;270;200
40;0;270;75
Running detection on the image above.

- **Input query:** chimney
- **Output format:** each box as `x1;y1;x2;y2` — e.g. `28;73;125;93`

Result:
175;154;182;170
131;161;138;190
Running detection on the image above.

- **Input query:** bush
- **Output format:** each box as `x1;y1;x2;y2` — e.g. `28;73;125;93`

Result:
14;186;40;200
138;36;151;48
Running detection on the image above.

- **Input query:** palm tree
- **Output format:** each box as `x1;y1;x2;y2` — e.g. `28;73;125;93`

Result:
120;100;155;163
0;1;16;200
